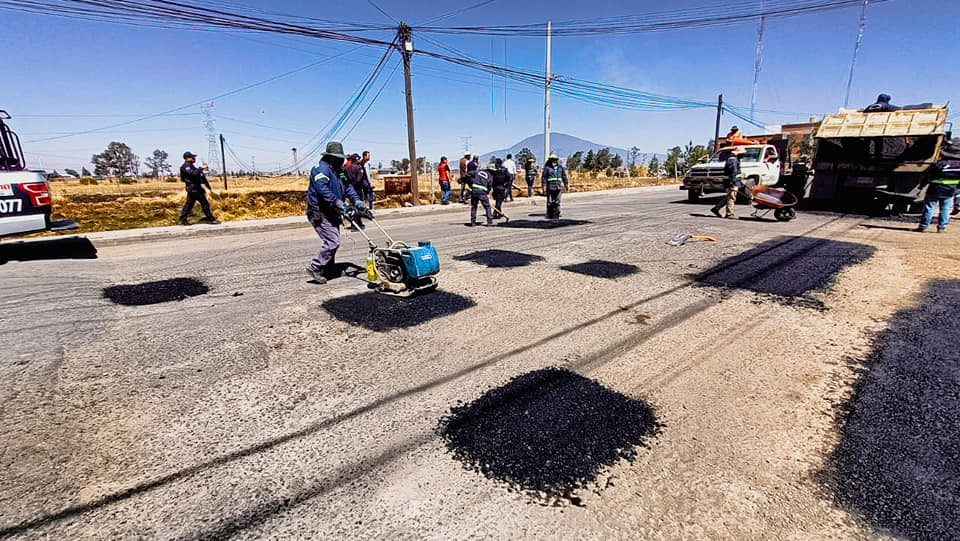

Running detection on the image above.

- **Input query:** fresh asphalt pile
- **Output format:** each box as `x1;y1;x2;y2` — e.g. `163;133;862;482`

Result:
322;290;476;332
495;219;592;230
439;367;660;503
560;260;639;279
102;277;209;305
453;249;545;268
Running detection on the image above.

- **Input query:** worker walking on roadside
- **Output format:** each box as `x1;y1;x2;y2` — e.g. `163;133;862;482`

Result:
438;156;453;204
503;153;517;202
916;151;959;233
711;146;745;219
491;158;510;218
343;153;367;229
524;156;537;197
360;150;375;209
458;153;471;203
469;168;494;226
305;142;364;284
541;153;568;220
179;151;220;226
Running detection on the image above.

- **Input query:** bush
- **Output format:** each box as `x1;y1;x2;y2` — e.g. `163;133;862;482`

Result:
164;176;179;183
79;177;98;185
118;178;135;184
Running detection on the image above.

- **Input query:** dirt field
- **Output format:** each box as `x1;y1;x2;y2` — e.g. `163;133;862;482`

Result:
46;173;678;233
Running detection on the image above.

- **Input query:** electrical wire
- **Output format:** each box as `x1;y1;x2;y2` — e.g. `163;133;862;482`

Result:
412;0;891;35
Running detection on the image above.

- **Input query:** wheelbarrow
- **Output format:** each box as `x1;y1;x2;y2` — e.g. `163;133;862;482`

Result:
750;185;798;221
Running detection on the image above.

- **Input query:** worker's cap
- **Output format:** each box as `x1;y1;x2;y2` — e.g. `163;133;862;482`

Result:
730;125;739;132
464;152;471;157
548;153;558;160
183;151;197;159
877;93;891;102
322;141;346;160
527;157;535;161
348;153;361;161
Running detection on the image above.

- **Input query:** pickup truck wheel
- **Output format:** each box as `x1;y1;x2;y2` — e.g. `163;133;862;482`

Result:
687;189;700;202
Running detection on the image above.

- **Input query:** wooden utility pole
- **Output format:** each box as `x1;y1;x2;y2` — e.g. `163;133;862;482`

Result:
543;21;551;164
219;133;227;190
399;22;419;205
714;94;723;151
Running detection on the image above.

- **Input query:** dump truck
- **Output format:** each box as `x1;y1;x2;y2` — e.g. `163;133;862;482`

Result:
807;105;949;213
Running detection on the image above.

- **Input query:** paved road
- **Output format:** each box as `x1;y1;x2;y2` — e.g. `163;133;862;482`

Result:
1;187;957;539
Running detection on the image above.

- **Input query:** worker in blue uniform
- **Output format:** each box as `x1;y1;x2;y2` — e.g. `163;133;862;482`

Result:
469;168;494;226
305;142;364;283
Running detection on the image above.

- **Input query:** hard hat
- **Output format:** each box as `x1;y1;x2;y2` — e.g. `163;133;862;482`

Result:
548;153;558;160
527;157;535;162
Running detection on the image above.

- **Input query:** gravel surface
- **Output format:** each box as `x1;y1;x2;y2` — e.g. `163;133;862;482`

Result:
1;187;957;539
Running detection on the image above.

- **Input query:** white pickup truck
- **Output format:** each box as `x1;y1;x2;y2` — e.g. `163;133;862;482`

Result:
681;144;782;201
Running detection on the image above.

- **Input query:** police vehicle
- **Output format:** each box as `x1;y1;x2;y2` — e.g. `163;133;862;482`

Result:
0;110;76;237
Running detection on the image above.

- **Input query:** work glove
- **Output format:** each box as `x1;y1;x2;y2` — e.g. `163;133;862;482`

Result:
355;200;366;210
339;201;349;213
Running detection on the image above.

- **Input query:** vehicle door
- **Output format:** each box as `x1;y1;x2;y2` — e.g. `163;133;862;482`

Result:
762;146;781;185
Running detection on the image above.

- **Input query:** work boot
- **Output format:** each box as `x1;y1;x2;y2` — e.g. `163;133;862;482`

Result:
914;226;927;233
306;267;327;284
711;207;721;218
179;219;191;226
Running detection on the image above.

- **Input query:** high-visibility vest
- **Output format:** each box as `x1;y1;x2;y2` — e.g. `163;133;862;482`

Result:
931;178;959;186
470;184;489;192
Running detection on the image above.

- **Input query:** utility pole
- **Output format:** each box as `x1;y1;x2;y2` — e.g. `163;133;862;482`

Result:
715;94;723;151
750;8;765;121
843;0;869;108
251;155;257;179
219;133;227;190
291;147;299;176
399;22;419;205
543;20;551;164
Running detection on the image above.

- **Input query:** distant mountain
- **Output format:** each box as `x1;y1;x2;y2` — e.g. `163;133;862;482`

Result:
477;132;661;166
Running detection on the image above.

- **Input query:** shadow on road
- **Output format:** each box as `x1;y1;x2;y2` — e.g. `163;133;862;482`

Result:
439;367;659;503
0;237;97;264
858;223;917;232
453;249;545;269
823;279;960;540
102;278;209;306
496;219;591;230
322;290;476;332
695;236;875;309
561;260;639;279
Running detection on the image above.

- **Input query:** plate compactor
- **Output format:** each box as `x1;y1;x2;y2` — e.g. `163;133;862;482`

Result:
343;208;439;296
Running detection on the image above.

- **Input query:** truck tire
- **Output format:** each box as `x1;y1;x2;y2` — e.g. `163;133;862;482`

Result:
687;189;700;202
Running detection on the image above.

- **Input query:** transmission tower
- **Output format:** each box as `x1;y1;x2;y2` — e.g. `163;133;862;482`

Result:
201;103;220;173
459;136;472;154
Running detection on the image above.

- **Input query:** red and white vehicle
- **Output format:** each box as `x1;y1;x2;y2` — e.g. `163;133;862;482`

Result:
0;110;76;237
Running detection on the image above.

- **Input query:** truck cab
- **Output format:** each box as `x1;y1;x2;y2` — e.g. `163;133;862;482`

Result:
0;110;76;237
681;144;781;201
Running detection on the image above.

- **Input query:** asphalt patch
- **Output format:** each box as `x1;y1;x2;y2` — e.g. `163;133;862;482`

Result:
695;236;876;309
0;237;97;264
825;279;960;540
439;367;660;503
103;277;209;306
561;260;639;279
322;290;476;332
496;219;591;229
453;250;545;268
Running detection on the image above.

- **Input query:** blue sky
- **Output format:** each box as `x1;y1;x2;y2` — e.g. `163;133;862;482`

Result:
3;0;958;172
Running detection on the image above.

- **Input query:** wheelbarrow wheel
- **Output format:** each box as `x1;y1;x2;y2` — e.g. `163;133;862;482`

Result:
774;207;796;221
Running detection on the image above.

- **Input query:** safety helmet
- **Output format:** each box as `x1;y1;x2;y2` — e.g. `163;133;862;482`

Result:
548;153;558;160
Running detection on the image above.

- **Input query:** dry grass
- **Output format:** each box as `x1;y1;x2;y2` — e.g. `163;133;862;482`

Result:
46;174;679;233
